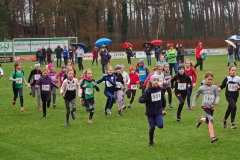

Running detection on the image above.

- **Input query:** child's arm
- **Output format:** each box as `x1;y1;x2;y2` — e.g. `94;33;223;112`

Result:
35;78;41;88
139;88;150;103
28;70;33;83
214;86;220;106
218;77;228;91
192;69;198;87
23;76;28;86
0;68;3;76
170;76;176;89
96;76;105;84
93;80;100;92
191;87;202;108
60;80;67;95
51;79;59;89
143;73;153;87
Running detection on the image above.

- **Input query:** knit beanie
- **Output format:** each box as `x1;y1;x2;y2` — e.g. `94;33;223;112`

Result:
150;75;159;83
170;43;174;47
129;66;135;72
178;65;185;70
34;63;40;68
48;63;54;70
115;64;121;70
138;59;144;65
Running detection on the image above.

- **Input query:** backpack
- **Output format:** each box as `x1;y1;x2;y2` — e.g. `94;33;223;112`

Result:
12;70;24;90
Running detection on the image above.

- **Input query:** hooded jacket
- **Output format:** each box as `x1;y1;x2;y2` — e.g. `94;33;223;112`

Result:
55;46;63;58
195;43;203;58
139;85;166;116
35;76;59;94
136;59;150;82
28;69;42;86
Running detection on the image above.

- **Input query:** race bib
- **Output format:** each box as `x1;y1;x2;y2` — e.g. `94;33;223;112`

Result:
16;78;22;84
42;85;50;91
131;84;137;90
34;74;41;80
189;76;193;81
203;95;214;104
228;84;238;91
178;83;186;90
139;71;146;76
106;81;113;87
151;92;161;102
50;76;56;80
67;83;76;91
116;82;121;88
85;88;93;94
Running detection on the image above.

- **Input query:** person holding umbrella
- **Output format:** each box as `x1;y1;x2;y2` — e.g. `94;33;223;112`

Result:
227;43;237;67
126;45;133;64
76;45;84;71
92;47;98;66
144;43;153;66
99;45;110;74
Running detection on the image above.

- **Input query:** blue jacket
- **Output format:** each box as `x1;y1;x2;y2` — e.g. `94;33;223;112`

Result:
139;86;166;116
136;66;149;82
63;48;68;57
97;74;116;94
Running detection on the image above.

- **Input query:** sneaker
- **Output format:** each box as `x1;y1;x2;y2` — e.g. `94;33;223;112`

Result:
188;106;192;110
106;109;112;115
118;111;122;116
122;106;126;110
168;104;173;108
38;106;42;110
29;91;32;95
162;110;166;116
12;100;16;105
231;122;237;129
222;117;227;128
65;122;70;127
196;116;203;128
148;141;154;146
175;115;180;122
43;114;47;118
20;108;25;113
53;104;56;108
81;99;85;106
128;105;131;109
88;119;93;124
71;112;76;120
210;137;218;143
104;110;108;117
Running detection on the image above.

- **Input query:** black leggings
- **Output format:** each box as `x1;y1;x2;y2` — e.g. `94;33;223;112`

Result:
127;56;131;64
41;93;51;116
78;57;84;70
194;58;203;70
126;89;136;105
176;93;186;118
56;58;62;68
63;57;68;66
163;87;172;105
224;96;238;123
92;58;98;65
139;82;146;95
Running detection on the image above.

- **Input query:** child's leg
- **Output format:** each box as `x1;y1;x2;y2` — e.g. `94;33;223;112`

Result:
46;93;51;108
203;108;215;138
64;99;70;122
140;82;146;95
12;87;18;102
52;87;57;105
18;88;23;108
126;89;131;99
187;87;192;108
155;114;164;128
122;88;126;108
167;87;172;104
31;86;36;98
117;90;123;111
70;99;77;114
129;90;136;105
89;98;95;120
104;91;115;111
41;94;47;117
37;88;41;106
147;115;156;144
176;94;185;119
225;96;237;123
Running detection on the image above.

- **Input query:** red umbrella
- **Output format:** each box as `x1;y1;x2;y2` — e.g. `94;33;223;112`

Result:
150;40;163;45
122;42;133;49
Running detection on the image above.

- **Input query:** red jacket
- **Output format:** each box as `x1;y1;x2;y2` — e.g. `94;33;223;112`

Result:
184;68;197;84
195;42;203;58
92;49;98;58
128;73;140;89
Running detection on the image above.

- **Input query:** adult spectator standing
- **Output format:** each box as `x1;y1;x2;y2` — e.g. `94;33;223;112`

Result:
46;46;52;64
55;45;63;68
175;43;181;64
62;45;68;66
126;45;133;64
144;43;152;66
154;45;160;63
194;42;204;71
99;45;109;74
36;48;42;64
42;46;47;65
179;44;185;63
68;46;74;65
166;43;178;75
74;48;78;64
238;42;240;61
76;45;84;71
92;47;99;65
234;41;239;61
227;44;237;66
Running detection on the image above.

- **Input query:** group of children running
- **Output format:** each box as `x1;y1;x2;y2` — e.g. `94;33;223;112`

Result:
9;57;240;146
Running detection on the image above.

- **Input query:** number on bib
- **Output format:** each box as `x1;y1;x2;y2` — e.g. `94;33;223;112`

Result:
228;84;237;92
139;71;146;76
34;74;41;80
50;76;56;80
178;83;186;90
67;83;76;91
42;85;50;91
116;82;121;88
85;88;93;94
16;78;22;84
151;92;161;102
106;81;113;87
203;95;214;104
131;84;137;90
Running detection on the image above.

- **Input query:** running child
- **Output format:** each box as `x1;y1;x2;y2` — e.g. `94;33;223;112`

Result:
80;69;99;123
67;61;76;78
192;72;220;143
157;55;167;67
171;65;191;121
79;70;87;106
56;66;66;86
0;63;4;77
97;66;116;116
35;68;59;118
139;75;165;146
136;59;150;94
162;63;173;108
60;68;80;127
126;66;140;108
48;63;58;108
120;64;130;110
184;59;198;109
9;61;28;113
114;64;124;116
218;66;240;129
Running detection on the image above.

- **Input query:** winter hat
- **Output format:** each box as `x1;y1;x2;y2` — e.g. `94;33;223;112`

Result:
120;64;125;69
178;65;185;70
62;66;66;69
48;63;54;70
150;75;159;83
138;59;144;65
129;66;135;72
115;64;121;70
170;43;174;47
34;63;40;68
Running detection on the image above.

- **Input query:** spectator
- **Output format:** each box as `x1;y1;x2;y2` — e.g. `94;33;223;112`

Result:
126;45;133;64
42;46;47;65
99;45;109;74
68;46;74;65
175;43;180;64
46;46;52;64
238;42;240;61
166;43;178;75
63;45;68;66
76;45;84;71
144;43;152;66
227;43;237;66
55;45;63;68
92;47;98;65
36;48;42;64
179;44;185;64
194;42;204;71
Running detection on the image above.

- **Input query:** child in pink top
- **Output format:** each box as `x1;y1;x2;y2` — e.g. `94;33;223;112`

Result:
48;63;58;107
56;66;66;87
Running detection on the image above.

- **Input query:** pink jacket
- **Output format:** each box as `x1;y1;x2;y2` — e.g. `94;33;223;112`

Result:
48;71;58;84
56;71;65;86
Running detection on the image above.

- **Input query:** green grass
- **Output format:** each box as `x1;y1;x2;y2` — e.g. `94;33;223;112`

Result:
0;56;239;160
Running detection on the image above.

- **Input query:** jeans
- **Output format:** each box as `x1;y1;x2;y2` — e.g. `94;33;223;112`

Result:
77;57;84;70
38;57;42;64
146;54;151;65
101;63;108;74
75;54;78;63
228;54;235;62
169;63;177;75
147;114;164;142
180;55;184;63
56;57;62;68
63;56;68;66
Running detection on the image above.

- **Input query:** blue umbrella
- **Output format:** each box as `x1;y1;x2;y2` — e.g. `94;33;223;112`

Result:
228;35;240;41
71;43;88;53
94;38;112;47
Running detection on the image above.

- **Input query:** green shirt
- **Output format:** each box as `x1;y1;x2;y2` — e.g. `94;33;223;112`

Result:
80;79;98;99
11;70;24;88
166;49;177;64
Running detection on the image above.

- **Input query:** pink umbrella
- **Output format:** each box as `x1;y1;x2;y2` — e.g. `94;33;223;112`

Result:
122;42;133;49
150;40;163;45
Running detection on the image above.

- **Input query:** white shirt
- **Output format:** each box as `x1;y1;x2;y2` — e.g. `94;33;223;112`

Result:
0;68;3;76
76;48;84;57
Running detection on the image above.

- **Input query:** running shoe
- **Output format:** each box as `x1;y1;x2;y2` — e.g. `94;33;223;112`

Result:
222;117;227;128
148;141;154;146
175;115;181;122
53;104;56;108
106;109;112;115
118;111;122;116
162;110;166;116
71;112;76;120
88;119;93;124
29;91;32;95
12;100;16;105
210;137;218;143
38;106;42;110
65;122;70;127
104;110;108;117
122;106;126;110
196;116;203;128
231;122;237;129
20;108;25;113
43;114;47;118
168;104;173;108
128;105;131;109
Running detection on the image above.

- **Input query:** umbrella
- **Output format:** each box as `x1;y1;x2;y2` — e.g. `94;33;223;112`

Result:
71;43;88;53
150;40;163;45
122;42;133;49
228;35;240;41
94;38;112;47
225;40;236;48
143;42;154;48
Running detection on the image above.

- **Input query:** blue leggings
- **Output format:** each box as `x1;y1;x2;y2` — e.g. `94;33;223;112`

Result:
148;114;164;143
187;87;192;108
104;91;115;111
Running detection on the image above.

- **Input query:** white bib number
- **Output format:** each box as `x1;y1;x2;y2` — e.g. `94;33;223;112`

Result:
203;95;214;104
85;88;93;94
16;78;22;84
67;83;76;91
116;82;121;88
50;76;56;80
178;83;186;90
131;84;137;90
34;74;41;80
106;81;113;87
139;71;146;76
189;76;193;81
42;85;50;91
151;92;161;102
228;84;238;91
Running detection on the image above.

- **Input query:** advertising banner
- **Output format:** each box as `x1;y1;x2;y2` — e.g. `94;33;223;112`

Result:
0;56;13;62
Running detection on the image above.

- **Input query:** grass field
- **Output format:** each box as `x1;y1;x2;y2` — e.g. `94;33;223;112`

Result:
0;55;240;160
